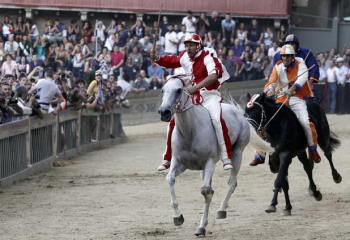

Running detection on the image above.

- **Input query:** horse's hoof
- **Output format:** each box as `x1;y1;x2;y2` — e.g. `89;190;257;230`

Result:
173;214;184;226
216;211;227;219
334;175;342;184
195;227;206;236
281;209;291;216
315;192;322;201
265;206;276;213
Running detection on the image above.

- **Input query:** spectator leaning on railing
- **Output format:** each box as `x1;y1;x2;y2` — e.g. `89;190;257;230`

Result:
28;68;63;115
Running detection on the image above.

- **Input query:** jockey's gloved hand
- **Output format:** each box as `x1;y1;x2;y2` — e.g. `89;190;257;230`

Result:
286;85;297;99
267;90;275;97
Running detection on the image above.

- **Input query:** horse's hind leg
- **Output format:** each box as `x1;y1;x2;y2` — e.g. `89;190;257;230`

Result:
298;151;322;201
195;159;215;237
324;151;342;183
217;148;243;219
166;159;187;226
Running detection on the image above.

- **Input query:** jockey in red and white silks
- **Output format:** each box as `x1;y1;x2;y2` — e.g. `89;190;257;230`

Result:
151;33;233;171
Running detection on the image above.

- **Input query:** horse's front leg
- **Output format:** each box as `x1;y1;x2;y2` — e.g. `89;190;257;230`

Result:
166;158;187;226
266;151;292;214
195;159;215;237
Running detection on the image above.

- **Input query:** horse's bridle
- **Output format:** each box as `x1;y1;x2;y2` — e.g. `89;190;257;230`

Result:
246;101;266;134
246;94;288;134
166;75;193;115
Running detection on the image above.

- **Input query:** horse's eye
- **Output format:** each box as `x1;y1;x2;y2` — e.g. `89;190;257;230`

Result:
176;88;182;94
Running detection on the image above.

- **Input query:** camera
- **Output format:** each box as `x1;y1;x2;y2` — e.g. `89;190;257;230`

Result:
0;98;6;104
32;103;41;109
68;89;80;104
9;98;18;105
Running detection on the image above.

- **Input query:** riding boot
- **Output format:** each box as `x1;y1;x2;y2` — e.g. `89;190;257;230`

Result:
212;118;233;170
250;151;266;166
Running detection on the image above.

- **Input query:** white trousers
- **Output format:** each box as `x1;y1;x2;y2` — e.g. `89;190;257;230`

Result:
288;96;314;147
200;90;229;160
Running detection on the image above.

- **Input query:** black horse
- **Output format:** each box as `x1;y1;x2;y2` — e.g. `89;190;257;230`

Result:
244;93;341;215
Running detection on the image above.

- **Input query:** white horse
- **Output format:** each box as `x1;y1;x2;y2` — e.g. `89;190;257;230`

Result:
158;76;273;236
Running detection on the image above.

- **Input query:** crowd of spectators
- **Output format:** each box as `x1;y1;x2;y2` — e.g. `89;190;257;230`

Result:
315;48;350;114
1;11;350;125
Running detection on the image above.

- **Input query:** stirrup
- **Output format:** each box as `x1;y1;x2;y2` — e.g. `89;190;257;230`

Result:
157;160;170;171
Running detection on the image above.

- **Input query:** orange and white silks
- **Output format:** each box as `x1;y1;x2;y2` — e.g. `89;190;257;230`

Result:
264;57;318;149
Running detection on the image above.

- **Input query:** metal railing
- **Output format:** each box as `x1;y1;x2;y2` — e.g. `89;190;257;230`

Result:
0;107;122;183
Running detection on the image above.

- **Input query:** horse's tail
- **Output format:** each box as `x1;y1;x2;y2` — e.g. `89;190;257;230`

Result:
248;123;274;153
329;131;341;153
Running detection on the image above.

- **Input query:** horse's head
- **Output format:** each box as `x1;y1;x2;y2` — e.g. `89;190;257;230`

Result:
158;75;187;122
244;93;266;131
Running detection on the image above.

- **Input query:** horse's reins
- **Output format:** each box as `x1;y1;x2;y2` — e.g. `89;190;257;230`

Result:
247;94;288;135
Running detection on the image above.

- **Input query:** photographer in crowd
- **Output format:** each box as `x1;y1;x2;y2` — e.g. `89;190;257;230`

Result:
0;88;23;124
15;85;43;119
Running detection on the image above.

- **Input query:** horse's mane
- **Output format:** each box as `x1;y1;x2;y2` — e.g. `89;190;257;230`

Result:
264;97;284;109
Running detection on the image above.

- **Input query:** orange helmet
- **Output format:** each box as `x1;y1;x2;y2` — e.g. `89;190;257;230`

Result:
184;33;203;52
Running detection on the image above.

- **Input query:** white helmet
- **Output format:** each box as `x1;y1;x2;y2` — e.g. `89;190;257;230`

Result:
280;44;295;55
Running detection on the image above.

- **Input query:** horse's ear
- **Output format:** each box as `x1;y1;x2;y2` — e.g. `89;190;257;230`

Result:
246;93;251;103
259;92;266;103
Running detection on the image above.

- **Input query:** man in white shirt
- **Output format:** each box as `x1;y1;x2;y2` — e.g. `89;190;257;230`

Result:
325;60;338;113
267;41;281;61
177;25;189;53
164;25;178;55
335;58;349;114
28;69;64;115
181;11;197;33
4;34;19;56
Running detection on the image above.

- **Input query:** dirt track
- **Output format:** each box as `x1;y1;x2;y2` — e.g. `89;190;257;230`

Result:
0;115;350;240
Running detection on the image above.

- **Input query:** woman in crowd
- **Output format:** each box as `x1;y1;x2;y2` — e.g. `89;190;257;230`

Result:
148;75;163;90
79;38;92;59
196;13;210;40
25;19;39;42
62;37;74;55
33;36;47;61
16;56;30;77
253;46;266;79
68;19;80;45
204;31;216;49
277;25;288;47
1;54;17;77
81;21;93;44
263;27;273;49
236;22;246;47
55;43;69;70
95;21;106;45
14;16;25;43
239;51;254;81
96;47;111;80
71;45;85;79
